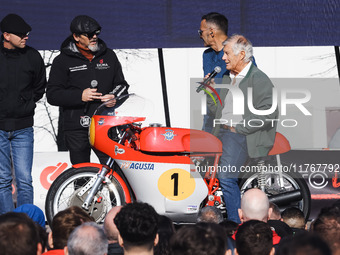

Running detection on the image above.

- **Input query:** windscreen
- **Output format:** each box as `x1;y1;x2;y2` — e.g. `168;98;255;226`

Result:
94;93;153;119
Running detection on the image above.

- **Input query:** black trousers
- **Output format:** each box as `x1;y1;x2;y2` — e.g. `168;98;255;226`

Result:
64;129;108;165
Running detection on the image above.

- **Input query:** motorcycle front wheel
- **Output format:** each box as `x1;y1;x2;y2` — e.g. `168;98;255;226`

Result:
239;161;311;219
45;166;126;225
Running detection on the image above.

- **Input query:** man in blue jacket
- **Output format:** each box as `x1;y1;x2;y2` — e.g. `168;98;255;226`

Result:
0;14;46;214
199;12;229;133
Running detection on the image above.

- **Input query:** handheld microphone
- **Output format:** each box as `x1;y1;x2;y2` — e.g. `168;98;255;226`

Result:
84;80;98;114
196;66;221;93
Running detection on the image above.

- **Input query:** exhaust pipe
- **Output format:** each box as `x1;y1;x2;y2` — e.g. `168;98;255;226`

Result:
268;190;303;206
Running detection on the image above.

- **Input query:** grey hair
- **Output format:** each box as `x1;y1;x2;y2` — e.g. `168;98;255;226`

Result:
67;222;108;255
197;206;224;224
223;34;253;63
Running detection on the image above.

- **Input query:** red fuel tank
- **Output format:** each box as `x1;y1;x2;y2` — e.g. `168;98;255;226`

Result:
139;127;222;153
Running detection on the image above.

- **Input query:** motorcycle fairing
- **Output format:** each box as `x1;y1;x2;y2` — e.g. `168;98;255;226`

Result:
116;159;208;217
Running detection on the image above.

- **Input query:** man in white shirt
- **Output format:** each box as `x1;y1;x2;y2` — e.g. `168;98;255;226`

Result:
209;35;278;223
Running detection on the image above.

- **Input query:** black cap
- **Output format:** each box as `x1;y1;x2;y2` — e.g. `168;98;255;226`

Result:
70;15;101;34
0;14;32;34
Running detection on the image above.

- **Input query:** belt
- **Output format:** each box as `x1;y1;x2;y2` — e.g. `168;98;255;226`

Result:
222;125;233;130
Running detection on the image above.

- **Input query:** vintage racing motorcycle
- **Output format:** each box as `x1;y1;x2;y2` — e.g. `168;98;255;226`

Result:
45;94;311;224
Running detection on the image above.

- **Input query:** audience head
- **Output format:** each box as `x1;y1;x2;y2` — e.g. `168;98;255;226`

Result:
281;207;306;230
235;220;274;255
36;223;48;253
154;215;176;255
66;222;108;255
276;232;331;255
49;206;94;250
269;202;281;220
312;205;340;255
103;206;122;244
13;204;46;228
197;206;224;224
219;219;239;237
239;188;271;223
170;223;229;255
267;220;293;238
0;212;42;255
114;202;159;253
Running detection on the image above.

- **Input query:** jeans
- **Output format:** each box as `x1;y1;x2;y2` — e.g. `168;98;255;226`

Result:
0;127;34;214
218;129;248;223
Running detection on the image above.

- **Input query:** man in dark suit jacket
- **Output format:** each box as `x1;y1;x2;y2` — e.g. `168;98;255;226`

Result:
207;34;278;223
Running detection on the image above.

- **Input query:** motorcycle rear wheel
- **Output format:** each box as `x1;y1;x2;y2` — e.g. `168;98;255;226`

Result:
239;161;311;219
45;166;126;225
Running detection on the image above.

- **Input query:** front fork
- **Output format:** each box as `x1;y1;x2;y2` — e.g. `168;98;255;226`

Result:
81;128;132;209
81;158;115;210
257;154;284;192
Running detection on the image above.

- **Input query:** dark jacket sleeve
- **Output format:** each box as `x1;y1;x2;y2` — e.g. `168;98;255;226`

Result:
32;50;47;102
207;75;231;136
46;55;84;107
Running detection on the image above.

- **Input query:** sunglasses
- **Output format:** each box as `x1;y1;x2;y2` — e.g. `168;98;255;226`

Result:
197;29;205;36
198;28;215;36
12;32;30;39
81;30;101;39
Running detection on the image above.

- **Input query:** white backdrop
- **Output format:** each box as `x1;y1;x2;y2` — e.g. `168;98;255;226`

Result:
34;46;339;152
29;46;339;213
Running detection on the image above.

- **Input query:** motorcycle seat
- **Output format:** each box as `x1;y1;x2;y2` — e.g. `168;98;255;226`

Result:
268;132;291;155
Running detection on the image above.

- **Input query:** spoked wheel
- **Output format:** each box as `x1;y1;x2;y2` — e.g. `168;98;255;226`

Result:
239;161;311;219
45;166;126;225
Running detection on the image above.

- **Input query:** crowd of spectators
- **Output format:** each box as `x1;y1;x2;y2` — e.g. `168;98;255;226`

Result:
0;189;339;255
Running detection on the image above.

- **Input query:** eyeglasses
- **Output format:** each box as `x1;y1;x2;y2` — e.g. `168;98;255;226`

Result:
12;32;30;39
81;30;101;39
198;28;216;36
198;29;207;36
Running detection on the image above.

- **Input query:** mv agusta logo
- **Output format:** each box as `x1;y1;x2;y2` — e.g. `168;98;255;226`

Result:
96;59;110;70
120;161;155;170
161;129;177;141
114;145;125;155
98;118;105;125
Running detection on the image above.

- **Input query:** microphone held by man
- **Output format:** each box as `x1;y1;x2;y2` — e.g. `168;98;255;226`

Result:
83;80;101;113
196;66;221;93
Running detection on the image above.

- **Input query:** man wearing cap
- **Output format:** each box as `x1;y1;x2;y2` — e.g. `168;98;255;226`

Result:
47;15;129;164
0;14;46;214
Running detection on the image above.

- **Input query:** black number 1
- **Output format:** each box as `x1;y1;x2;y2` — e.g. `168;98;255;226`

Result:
171;173;179;196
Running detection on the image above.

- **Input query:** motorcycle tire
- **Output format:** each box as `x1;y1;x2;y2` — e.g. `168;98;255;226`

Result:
238;161;311;219
45;166;126;225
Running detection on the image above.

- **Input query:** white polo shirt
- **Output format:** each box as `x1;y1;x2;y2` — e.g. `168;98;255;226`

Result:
221;62;252;127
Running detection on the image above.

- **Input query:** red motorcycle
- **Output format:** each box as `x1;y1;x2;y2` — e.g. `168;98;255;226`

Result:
45;94;310;224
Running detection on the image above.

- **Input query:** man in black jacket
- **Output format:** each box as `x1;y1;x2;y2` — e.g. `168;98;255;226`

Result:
47;15;129;164
0;14;46;215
